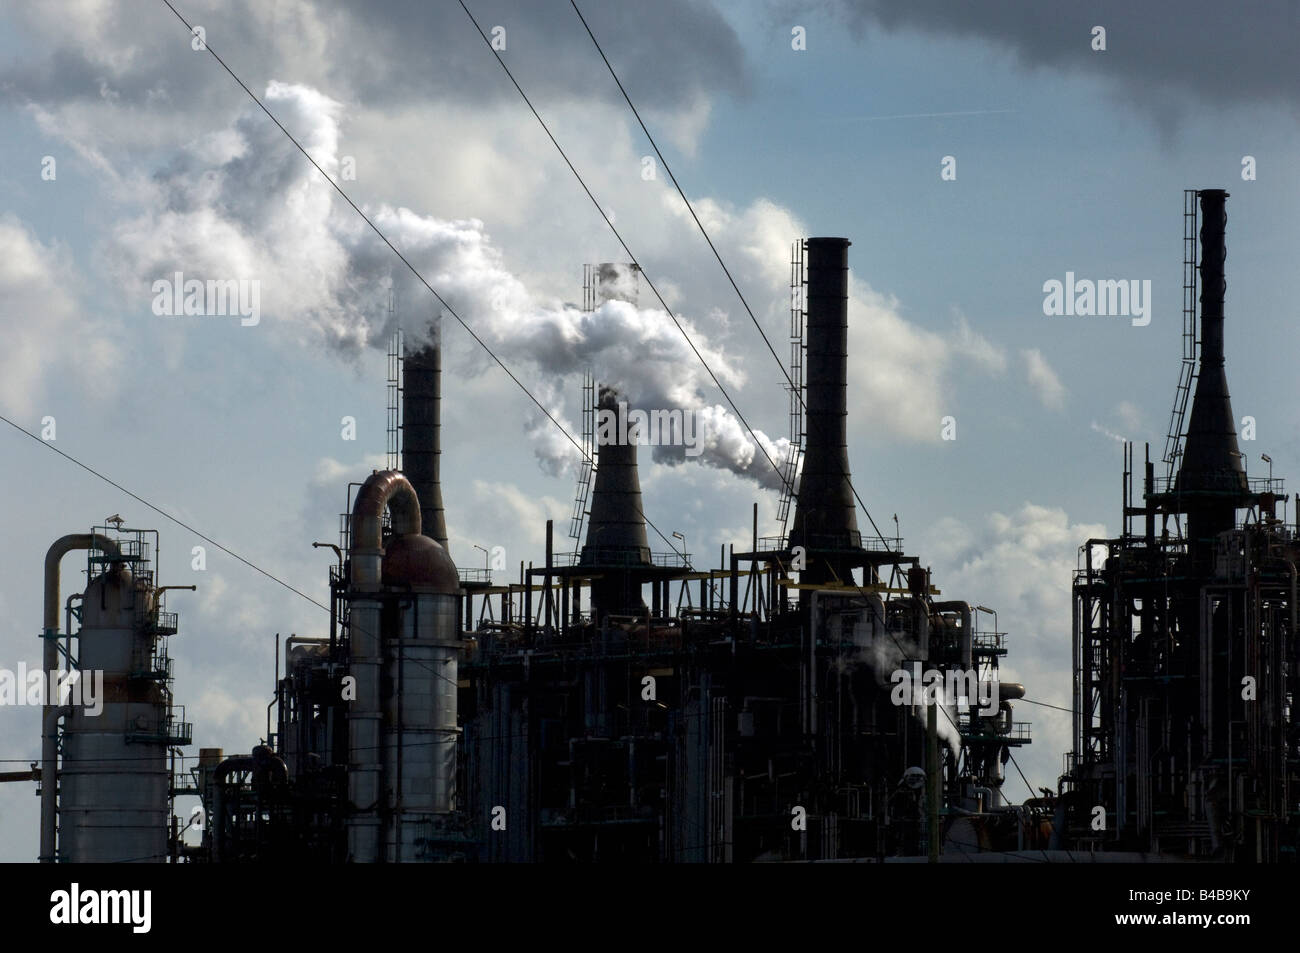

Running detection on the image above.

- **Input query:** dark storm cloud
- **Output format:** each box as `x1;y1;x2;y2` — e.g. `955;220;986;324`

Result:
822;0;1300;118
1;0;749;114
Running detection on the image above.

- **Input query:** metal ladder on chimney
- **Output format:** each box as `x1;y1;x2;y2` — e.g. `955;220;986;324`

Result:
387;326;404;472
1161;189;1199;484
581;264;597;313
775;241;806;546
569;371;596;554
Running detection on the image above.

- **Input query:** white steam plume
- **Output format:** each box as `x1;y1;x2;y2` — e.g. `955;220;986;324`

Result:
104;81;791;487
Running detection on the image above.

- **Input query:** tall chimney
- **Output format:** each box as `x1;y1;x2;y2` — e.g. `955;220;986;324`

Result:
1175;189;1248;548
582;386;651;562
402;328;449;550
581;385;650;617
789;238;861;582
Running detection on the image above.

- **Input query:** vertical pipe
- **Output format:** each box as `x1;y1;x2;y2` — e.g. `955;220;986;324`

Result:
346;470;421;863
927;702;940;863
545;521;554;635
41;533;120;863
729;547;738;620
525;562;533;640
561;571;569;638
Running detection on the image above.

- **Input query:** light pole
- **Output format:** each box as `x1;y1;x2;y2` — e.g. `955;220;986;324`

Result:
473;544;489;575
976;605;998;648
1262;453;1272;484
671;531;687;566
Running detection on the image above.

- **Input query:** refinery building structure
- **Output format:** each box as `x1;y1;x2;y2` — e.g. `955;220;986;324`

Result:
21;194;1300;863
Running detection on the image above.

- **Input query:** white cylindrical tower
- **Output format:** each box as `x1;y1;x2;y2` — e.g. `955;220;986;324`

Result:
59;563;171;862
347;471;461;862
381;536;461;861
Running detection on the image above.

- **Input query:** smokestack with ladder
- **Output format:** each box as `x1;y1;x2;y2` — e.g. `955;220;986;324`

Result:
580;385;651;621
789;237;864;586
402;323;449;551
1174;189;1250;559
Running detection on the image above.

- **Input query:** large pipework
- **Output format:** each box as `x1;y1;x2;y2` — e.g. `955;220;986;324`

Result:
790;238;861;584
402;334;449;550
932;602;973;669
351;470;423;585
348;471;421;861
40;533;119;863
347;470;460;862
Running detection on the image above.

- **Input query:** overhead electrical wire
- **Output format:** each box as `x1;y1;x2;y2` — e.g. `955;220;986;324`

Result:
454;0;790;500
0;2;1063;818
0;412;328;612
564;0;892;546
155;0;688;562
559;7;1065;812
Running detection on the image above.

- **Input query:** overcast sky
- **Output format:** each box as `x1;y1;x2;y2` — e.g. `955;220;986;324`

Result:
2;0;1298;861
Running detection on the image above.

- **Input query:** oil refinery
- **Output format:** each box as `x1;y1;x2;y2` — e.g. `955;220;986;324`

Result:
22;192;1297;864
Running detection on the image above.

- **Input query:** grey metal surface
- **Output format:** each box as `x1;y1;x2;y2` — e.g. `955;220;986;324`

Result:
40;533;121;863
347;470;423;861
59;566;168;863
382;593;459;862
348;469;462;861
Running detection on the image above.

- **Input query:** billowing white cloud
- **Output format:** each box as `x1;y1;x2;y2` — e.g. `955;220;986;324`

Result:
954;309;1007;374
95;82;807;486
920;502;1110;793
0;217;120;417
1022;347;1065;410
1115;400;1141;433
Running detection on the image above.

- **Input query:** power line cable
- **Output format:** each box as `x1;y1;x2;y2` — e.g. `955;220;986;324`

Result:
0;413;327;611
455;0;789;499
565;0;891;545
157;0;689;562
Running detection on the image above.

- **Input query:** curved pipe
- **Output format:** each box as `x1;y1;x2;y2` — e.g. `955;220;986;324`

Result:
45;534;121;633
40;533;121;864
350;470;422;588
346;470;419;862
251;744;289;786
